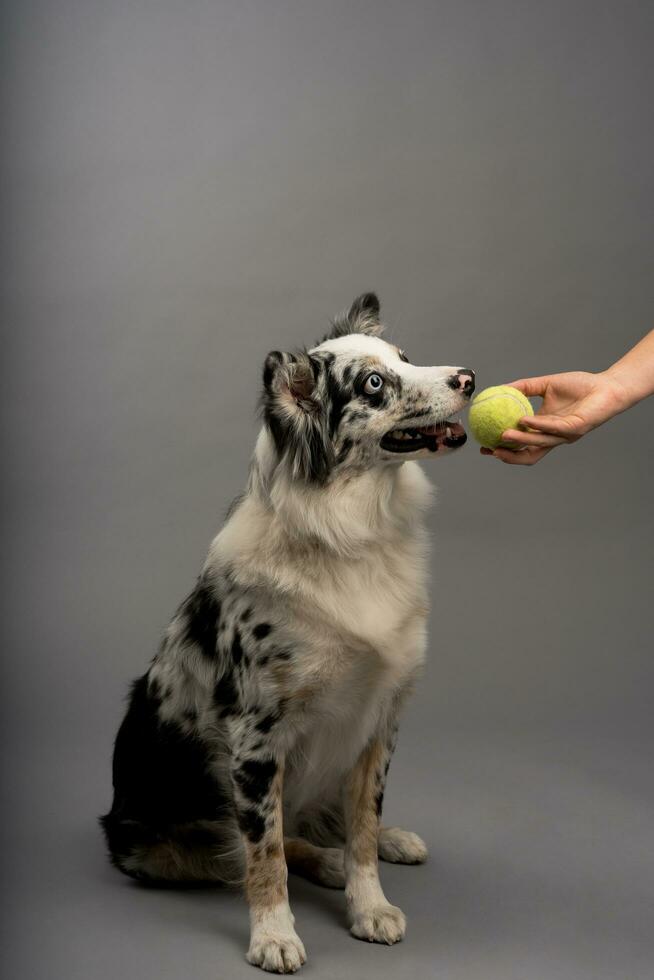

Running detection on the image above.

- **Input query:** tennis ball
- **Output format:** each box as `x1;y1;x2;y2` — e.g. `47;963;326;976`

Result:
468;385;534;449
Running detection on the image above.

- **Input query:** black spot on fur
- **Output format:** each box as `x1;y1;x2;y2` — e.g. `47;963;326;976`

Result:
236;807;266;843
256;707;282;734
374;789;384;817
324;366;351;437
241;607;252;623
337;437;353;463
179;582;221;659
252;623;272;641
213;671;238;716
233;758;277;803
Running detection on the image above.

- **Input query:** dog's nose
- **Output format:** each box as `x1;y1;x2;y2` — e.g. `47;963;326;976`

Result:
447;368;475;397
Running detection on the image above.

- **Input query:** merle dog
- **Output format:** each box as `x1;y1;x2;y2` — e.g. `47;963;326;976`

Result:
101;293;474;973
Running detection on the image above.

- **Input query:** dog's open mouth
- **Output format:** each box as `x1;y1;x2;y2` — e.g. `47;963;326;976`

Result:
380;420;467;453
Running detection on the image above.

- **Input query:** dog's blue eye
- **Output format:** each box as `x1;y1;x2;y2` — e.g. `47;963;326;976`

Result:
363;373;384;395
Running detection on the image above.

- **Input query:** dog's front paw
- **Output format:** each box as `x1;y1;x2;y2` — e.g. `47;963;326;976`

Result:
378;826;428;865
246;931;307;973
349;903;406;945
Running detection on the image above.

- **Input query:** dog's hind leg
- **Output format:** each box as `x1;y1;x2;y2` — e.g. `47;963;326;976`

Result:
284;837;345;889
101;816;245;885
378;826;428;865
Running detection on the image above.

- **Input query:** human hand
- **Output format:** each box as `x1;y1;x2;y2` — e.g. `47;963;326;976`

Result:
480;371;631;466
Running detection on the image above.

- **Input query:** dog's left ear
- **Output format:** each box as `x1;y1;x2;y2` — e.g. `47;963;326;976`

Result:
261;350;332;482
321;292;384;342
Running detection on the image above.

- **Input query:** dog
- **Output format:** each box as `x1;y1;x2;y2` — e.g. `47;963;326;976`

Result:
101;292;475;973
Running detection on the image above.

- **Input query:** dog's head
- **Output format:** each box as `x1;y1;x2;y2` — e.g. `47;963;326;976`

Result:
261;293;474;482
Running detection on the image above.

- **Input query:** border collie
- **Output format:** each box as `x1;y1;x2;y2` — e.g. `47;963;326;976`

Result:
101;293;474;973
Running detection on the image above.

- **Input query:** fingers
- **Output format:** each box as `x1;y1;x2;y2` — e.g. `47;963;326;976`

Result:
518;413;581;437
501;428;566;448
480;445;553;466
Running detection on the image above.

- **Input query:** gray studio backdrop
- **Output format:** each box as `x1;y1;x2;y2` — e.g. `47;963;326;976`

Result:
2;2;653;979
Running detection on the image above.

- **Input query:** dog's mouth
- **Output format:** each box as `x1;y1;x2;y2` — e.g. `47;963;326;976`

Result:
380;419;467;454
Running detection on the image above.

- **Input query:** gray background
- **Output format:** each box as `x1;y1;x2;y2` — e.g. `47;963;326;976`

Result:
2;1;653;978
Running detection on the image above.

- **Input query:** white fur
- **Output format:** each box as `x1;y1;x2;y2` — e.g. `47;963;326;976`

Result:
248;903;307;973
207;448;432;807
346;861;406;944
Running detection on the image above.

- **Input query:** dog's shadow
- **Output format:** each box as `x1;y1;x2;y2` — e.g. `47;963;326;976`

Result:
124;877;250;953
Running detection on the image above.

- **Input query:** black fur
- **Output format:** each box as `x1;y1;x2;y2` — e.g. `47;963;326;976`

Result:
252;622;272;640
179;581;221;659
233;758;277;803
100;674;231;874
213;671;239;716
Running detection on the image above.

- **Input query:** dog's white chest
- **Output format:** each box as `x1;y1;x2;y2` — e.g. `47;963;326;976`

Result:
311;539;429;671
284;654;403;816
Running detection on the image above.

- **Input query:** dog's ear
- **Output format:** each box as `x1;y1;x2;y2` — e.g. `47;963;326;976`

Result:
263;350;318;412
261;350;332;482
321;292;384;342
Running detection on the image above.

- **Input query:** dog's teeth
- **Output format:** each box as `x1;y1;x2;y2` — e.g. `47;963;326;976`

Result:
446;426;452;438
390;428;426;441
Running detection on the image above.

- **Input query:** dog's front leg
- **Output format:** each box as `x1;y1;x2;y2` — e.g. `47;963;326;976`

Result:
230;748;306;973
344;736;406;945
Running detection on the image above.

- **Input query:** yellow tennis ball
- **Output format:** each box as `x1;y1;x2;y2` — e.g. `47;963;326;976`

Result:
468;385;534;449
